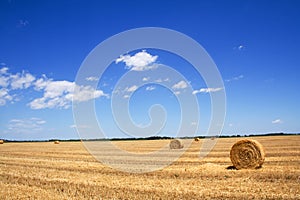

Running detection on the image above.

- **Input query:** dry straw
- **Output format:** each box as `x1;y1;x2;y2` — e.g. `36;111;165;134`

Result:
54;140;60;144
169;139;184;149
194;138;200;142
0;140;3;144
230;139;265;169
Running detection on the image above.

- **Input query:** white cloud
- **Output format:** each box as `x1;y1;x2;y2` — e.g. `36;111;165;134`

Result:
10;71;35;90
70;124;90;129
132;64;158;71
174;91;181;95
86;76;99;81
146;86;155;91
0;68;36;90
234;44;245;51
0;75;9;87
34;75;51;90
116;50;158;71
192;87;223;94
191;122;197;126
225;75;244;82
35;120;46;125
29;96;70;109
172;81;188;90
155;79;163;83
123;94;130;99
0;68;107;109
7;118;45;134
272;119;283;124
70;85;108;102
154;78;169;83
29;77;108;109
238;45;244;50
0;68;36;105
42;80;74;98
0;88;13;106
124;85;138;93
0;67;9;74
142;77;150;82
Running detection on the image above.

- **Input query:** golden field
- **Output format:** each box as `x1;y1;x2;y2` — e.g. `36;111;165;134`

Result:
0;135;299;199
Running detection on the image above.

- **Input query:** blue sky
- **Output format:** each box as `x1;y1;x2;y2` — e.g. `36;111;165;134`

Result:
0;0;299;140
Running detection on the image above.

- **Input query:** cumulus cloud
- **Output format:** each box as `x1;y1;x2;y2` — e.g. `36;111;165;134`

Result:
7;117;46;134
29;76;108;109
225;75;244;82
72;85;108;102
192;87;223;94
0;68;36;105
0;75;9;87
0;67;9;74
116;50;158;71
10;71;36;90
38;80;74;98
0;88;13;106
0;67;107;108
172;81;187;90
272;119;283;124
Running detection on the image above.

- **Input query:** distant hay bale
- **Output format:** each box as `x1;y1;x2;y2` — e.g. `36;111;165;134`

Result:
169;139;184;149
194;138;200;142
0;140;3;144
54;140;60;144
230;139;265;169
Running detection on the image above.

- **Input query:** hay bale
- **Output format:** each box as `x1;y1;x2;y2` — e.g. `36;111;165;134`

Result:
54;140;60;144
0;140;3;144
169;139;184;149
194;138;200;142
230;139;265;169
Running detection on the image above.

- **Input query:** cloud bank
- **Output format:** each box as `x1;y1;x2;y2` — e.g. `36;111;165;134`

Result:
0;67;107;109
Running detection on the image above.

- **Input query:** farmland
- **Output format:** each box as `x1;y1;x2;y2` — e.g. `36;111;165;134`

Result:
0;135;299;199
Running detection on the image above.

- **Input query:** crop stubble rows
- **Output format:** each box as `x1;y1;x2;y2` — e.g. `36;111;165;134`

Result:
0;136;299;199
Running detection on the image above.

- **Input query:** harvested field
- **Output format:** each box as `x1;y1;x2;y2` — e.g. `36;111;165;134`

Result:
0;136;299;199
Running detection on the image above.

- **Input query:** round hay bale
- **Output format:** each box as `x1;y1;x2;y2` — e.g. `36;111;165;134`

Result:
230;139;265;169
0;140;4;144
169;139;184;149
54;140;60;144
194;138;200;142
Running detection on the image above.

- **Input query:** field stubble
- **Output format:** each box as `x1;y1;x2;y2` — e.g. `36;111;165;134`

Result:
0;136;299;199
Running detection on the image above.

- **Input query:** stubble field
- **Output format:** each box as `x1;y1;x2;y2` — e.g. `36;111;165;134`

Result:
0;135;299;199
